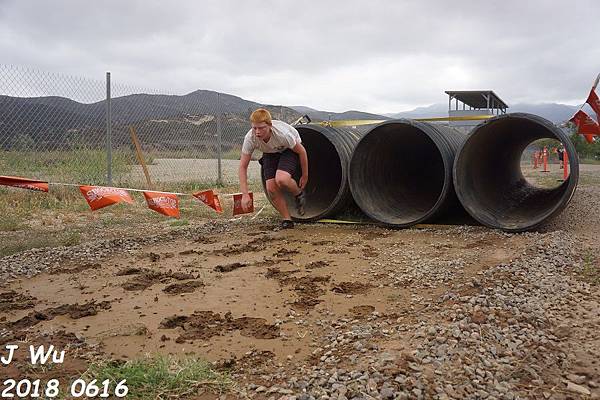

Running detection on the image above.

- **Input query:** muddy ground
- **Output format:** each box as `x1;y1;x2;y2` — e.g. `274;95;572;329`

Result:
1;165;600;399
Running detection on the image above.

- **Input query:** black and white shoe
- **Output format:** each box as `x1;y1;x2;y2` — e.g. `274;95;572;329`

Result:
281;220;294;229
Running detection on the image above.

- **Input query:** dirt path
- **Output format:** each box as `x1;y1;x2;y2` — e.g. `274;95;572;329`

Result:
0;224;531;384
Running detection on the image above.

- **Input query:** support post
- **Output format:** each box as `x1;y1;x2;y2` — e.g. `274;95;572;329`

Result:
542;146;549;173
217;92;223;186
106;72;112;185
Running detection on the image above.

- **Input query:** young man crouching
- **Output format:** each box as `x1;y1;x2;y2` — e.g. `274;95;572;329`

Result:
238;108;307;228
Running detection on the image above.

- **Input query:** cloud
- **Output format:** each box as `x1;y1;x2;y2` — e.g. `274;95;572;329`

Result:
1;0;599;113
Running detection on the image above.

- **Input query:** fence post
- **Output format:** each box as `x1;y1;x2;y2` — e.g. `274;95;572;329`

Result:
217;92;223;186
106;71;112;185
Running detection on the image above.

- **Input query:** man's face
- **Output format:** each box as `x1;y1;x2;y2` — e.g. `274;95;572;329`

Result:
251;122;271;141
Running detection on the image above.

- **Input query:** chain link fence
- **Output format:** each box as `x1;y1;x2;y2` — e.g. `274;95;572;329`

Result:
1;65;300;188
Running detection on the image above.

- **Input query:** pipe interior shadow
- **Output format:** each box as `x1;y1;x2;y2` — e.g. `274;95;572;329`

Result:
454;114;578;231
350;123;445;225
284;128;343;219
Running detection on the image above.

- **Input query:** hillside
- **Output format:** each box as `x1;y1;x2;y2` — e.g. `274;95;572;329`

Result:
0;91;301;152
290;106;389;122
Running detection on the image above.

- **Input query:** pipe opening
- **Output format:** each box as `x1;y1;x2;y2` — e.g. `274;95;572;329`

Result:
454;114;578;231
522;138;566;190
286;127;343;219
349;122;446;225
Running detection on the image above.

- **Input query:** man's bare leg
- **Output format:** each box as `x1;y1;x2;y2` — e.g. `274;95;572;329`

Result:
266;178;291;220
274;170;301;196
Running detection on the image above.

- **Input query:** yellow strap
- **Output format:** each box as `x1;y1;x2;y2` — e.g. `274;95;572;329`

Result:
318;115;494;127
416;115;495;122
317;218;365;224
316;219;457;229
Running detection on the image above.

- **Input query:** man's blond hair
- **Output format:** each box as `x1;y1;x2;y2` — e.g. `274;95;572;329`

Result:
250;108;272;125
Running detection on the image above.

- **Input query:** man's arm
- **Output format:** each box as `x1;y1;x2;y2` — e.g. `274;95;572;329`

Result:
292;142;308;189
238;152;254;211
238;152;252;194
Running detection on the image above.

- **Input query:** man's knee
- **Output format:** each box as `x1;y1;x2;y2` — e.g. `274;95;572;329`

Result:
266;180;280;198
274;171;292;188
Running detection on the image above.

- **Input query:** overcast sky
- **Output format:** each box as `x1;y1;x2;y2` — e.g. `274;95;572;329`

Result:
1;0;599;113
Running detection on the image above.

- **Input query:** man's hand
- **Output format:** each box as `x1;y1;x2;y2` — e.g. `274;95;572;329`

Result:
241;193;252;211
292;143;309;191
299;174;308;190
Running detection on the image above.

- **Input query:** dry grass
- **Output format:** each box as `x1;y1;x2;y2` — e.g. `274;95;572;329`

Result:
0;180;274;257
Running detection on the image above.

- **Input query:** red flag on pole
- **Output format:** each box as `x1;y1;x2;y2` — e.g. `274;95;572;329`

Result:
143;191;180;218
232;192;254;215
79;185;134;211
570;110;600;144
586;88;600;120
192;189;223;213
0;176;49;192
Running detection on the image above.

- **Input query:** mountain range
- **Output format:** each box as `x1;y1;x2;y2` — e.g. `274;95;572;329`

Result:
0;89;581;152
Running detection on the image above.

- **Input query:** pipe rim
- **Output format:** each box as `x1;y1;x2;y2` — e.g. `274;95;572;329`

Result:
349;118;455;227
453;112;579;232
295;124;349;221
260;124;354;222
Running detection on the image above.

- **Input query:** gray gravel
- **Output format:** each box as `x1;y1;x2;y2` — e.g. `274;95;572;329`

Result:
235;230;599;399
0;220;234;284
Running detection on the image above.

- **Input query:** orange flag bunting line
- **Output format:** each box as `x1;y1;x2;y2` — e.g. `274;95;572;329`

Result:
143;191;180;218
79;185;134;211
570;110;600;144
192;189;223;213
0;175;49;192
233;192;254;215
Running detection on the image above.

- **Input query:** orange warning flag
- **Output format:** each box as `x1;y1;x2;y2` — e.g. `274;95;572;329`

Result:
143;191;180;218
79;185;134;211
193;189;223;213
232;192;254;215
586;88;600;120
0;175;49;192
570;110;599;144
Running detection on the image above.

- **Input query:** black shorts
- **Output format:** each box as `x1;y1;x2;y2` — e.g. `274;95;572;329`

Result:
259;149;301;182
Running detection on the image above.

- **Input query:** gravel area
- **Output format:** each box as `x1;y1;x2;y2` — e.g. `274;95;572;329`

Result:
0;220;234;283
235;231;595;399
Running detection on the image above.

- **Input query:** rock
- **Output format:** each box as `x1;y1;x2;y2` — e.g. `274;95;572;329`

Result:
554;325;571;338
380;387;395;399
565;373;586;385
564;380;591;396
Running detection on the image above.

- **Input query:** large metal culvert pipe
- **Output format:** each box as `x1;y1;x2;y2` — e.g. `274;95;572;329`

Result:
261;124;364;221
453;113;579;232
348;119;467;227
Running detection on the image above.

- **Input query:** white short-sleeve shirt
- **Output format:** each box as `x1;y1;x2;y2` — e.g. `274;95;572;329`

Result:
241;120;301;155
